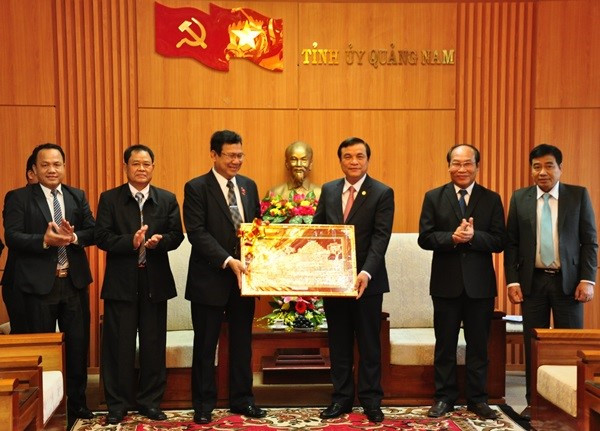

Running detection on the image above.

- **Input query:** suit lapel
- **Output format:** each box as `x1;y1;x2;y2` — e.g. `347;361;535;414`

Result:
465;183;483;218
557;183;568;233
523;186;537;237
237;178;252;223
443;183;463;220
33;184;52;223
333;180;344;224
208;171;235;227
62;185;76;221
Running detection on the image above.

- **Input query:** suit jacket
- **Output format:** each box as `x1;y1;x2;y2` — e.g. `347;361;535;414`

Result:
313;175;394;296
95;184;184;303
504;183;598;295
418;182;506;298
3;183;95;295
183;170;260;306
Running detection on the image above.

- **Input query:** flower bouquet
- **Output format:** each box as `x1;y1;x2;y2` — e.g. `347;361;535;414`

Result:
260;190;318;224
260;296;326;329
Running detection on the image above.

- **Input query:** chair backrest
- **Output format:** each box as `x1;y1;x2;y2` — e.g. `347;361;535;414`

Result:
382;233;433;328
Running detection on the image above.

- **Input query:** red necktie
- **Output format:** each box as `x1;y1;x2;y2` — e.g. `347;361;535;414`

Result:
343;186;355;222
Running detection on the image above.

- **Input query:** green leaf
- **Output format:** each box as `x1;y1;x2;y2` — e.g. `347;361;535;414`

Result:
302;215;313;224
288;216;302;224
273;216;287;223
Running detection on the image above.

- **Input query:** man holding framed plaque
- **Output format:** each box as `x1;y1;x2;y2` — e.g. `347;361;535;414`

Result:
313;137;394;423
183;130;265;425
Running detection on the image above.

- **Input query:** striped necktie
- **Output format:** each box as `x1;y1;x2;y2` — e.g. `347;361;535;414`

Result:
135;192;146;265
51;189;68;267
227;180;243;231
540;193;554;267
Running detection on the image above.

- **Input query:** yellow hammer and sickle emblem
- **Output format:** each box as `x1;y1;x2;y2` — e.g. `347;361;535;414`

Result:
176;17;207;49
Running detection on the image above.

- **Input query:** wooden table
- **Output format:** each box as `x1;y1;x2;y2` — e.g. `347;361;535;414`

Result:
584;379;600;431
252;325;330;384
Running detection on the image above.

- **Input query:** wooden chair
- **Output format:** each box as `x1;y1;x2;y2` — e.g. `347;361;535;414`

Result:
0;356;43;431
0;333;65;427
530;329;600;431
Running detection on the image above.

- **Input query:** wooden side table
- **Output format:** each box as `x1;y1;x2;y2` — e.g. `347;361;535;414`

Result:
584;380;600;430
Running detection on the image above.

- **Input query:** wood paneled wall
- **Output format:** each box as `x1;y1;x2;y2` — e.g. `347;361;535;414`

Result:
0;0;598;369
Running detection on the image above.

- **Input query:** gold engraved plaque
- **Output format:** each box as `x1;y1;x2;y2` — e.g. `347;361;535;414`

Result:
240;223;357;297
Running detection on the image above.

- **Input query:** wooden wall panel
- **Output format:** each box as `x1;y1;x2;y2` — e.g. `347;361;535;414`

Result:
298;109;456;232
534;108;600;329
298;2;456;109
138;108;300;204
535;0;600;108
54;0;139;366
136;0;298;109
0;0;56;105
456;1;535;368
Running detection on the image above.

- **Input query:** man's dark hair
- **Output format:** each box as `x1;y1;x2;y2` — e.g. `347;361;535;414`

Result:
32;143;65;164
124;145;155;164
337;137;371;160
529;143;562;165
210;130;242;154
25;154;35;178
446;144;481;166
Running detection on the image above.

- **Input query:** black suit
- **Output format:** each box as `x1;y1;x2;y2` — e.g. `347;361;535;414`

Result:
2;188;33;334
418;182;505;404
95;184;183;412
313;175;394;409
3;183;95;411
504;183;597;402
183;170;260;413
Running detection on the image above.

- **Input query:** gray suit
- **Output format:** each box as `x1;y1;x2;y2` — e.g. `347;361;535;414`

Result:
504;182;597;402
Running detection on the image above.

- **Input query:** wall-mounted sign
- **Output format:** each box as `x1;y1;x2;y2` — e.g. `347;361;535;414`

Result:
301;43;455;68
155;2;283;72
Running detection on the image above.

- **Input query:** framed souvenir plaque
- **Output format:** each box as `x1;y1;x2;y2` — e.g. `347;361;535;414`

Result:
240;222;357;297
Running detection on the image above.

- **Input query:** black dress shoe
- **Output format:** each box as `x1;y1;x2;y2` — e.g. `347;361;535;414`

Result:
467;402;498;420
427;401;454;417
230;405;267;418
138;407;167;420
106;410;125;425
520;405;531;420
193;411;212;424
320;403;352;419
69;406;94;419
364;408;384;423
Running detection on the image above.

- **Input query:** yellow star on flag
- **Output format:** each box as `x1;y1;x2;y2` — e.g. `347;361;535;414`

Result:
231;22;262;49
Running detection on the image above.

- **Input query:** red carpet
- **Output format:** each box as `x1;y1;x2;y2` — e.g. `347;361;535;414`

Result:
72;406;526;430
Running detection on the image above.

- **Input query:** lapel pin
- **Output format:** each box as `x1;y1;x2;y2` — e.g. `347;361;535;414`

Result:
361;191;366;196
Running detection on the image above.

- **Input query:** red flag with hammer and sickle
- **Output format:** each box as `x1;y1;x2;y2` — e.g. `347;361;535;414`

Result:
155;2;283;72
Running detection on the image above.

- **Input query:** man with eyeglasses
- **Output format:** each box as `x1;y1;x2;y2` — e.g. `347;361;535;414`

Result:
418;144;506;420
95;145;184;424
183;130;265;425
3;143;96;423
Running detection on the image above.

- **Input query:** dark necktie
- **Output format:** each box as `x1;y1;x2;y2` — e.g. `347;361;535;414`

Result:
227;180;243;231
343;186;355;222
51;189;68;267
540;193;554;266
135;192;146;265
458;189;467;216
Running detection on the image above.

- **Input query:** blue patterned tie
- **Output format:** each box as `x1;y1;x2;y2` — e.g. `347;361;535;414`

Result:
135;192;146;265
51;189;68;267
227;180;243;231
540;193;554;266
458;189;468;216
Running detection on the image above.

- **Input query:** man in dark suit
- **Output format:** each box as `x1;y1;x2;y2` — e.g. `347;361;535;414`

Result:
95;145;184;424
504;143;597;419
3;143;96;420
418;144;505;420
183;130;265;425
313;137;394;423
1;154;37;334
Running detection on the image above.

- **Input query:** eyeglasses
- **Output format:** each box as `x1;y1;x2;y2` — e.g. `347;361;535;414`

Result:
449;161;476;170
220;152;244;161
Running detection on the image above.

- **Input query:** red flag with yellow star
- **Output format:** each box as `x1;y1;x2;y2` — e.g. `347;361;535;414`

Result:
155;2;283;72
